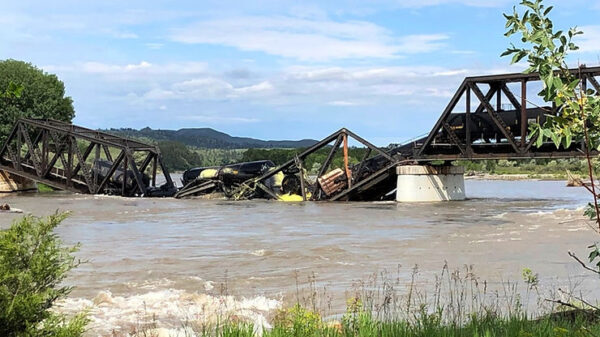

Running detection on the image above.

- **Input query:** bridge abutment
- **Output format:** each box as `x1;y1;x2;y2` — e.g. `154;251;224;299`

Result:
396;165;465;202
0;170;37;193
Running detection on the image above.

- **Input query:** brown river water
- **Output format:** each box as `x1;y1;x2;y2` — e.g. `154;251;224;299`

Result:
0;179;598;335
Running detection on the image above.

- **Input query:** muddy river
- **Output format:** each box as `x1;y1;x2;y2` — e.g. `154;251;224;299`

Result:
0;179;597;335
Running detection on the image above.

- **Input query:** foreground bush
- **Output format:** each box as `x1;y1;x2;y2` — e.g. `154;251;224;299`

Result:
0;212;87;336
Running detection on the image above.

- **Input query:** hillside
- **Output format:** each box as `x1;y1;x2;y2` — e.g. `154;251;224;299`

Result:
104;127;318;149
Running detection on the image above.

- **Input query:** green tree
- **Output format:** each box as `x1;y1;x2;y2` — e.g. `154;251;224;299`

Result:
0;59;75;145
0;212;87;336
503;0;600;267
157;140;204;171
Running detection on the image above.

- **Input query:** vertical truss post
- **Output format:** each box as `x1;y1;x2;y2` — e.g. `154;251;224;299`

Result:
521;80;527;147
122;154;128;196
295;155;307;201
465;87;472;155
103;145;113;161
67;137;73;187
152;155;157;187
496;86;502;111
157;154;174;187
16;122;22;170
588;76;600;92
354;148;372;181
343;132;351;188
128;153;146;196
42;130;48;174
94;143;101;189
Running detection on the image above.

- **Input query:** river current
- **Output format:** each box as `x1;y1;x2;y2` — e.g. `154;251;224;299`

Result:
0;179;596;335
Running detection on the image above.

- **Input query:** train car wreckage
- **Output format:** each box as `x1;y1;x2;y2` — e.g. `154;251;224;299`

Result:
175;128;406;201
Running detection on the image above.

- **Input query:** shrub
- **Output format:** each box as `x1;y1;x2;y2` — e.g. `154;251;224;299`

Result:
0;212;87;337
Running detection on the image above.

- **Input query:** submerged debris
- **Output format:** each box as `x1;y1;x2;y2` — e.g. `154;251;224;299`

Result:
176;128;405;202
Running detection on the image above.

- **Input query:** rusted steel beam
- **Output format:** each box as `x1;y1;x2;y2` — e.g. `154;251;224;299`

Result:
330;162;398;201
126;151;147;196
72;141;96;177
520;80;527;148
345;129;394;162
417;81;468;156
354;148;372;180
295;156;307;201
121;153;127;196
588;76;600;93
442;122;466;155
0;123;19;164
71;136;95;193
468;82;521;153
465;87;472;156
97;150;125;194
102;145;113;161
466;66;600;83
19;123;42;176
500;84;521;111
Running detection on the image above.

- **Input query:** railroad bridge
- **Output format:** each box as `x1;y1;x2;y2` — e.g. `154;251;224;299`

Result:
0;119;175;197
1;66;599;201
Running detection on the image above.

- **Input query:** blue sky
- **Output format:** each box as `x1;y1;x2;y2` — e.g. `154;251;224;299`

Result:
2;0;600;145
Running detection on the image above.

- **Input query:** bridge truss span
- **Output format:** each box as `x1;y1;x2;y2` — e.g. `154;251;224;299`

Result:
0;118;175;197
412;66;600;160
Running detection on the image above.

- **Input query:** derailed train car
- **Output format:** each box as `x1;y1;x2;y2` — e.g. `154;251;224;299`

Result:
175;128;403;201
175;160;283;199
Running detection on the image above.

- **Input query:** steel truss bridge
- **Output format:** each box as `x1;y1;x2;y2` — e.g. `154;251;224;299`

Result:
0;119;175;197
0;66;599;199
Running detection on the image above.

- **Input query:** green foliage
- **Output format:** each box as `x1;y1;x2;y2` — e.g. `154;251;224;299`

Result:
504;0;600;295
157;140;204;171
0;212;87;337
521;268;539;288
503;0;600;150
187;305;600;337
1;81;24;99
272;304;322;336
587;243;600;271
36;183;55;193
0;60;75;145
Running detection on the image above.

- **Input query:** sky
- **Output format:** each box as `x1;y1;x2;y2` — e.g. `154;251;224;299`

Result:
1;0;600;145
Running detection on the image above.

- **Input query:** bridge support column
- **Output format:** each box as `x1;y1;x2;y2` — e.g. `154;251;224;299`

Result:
396;165;465;202
0;170;37;193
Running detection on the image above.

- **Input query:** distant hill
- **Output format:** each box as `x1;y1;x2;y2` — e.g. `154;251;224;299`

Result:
103;127;319;149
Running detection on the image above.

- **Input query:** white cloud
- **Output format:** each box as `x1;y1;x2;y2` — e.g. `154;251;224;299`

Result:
127;64;483;108
393;0;511;8
145;43;164;49
170;15;448;61
46;61;208;76
328;100;362;106
179;115;260;123
576;25;600;53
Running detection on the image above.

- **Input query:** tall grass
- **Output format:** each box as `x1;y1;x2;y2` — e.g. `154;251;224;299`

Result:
121;264;600;337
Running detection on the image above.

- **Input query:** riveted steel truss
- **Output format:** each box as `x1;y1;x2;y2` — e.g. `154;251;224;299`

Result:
409;66;600;160
230;128;403;201
0;118;175;197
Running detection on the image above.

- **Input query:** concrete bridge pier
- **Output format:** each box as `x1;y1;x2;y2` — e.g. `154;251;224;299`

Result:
396;165;465;202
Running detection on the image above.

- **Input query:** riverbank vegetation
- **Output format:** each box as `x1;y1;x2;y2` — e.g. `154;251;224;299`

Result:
0;59;74;145
118;263;600;337
0;212;87;337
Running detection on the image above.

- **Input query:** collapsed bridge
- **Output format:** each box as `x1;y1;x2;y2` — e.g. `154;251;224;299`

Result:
1;66;599;200
0;118;176;197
